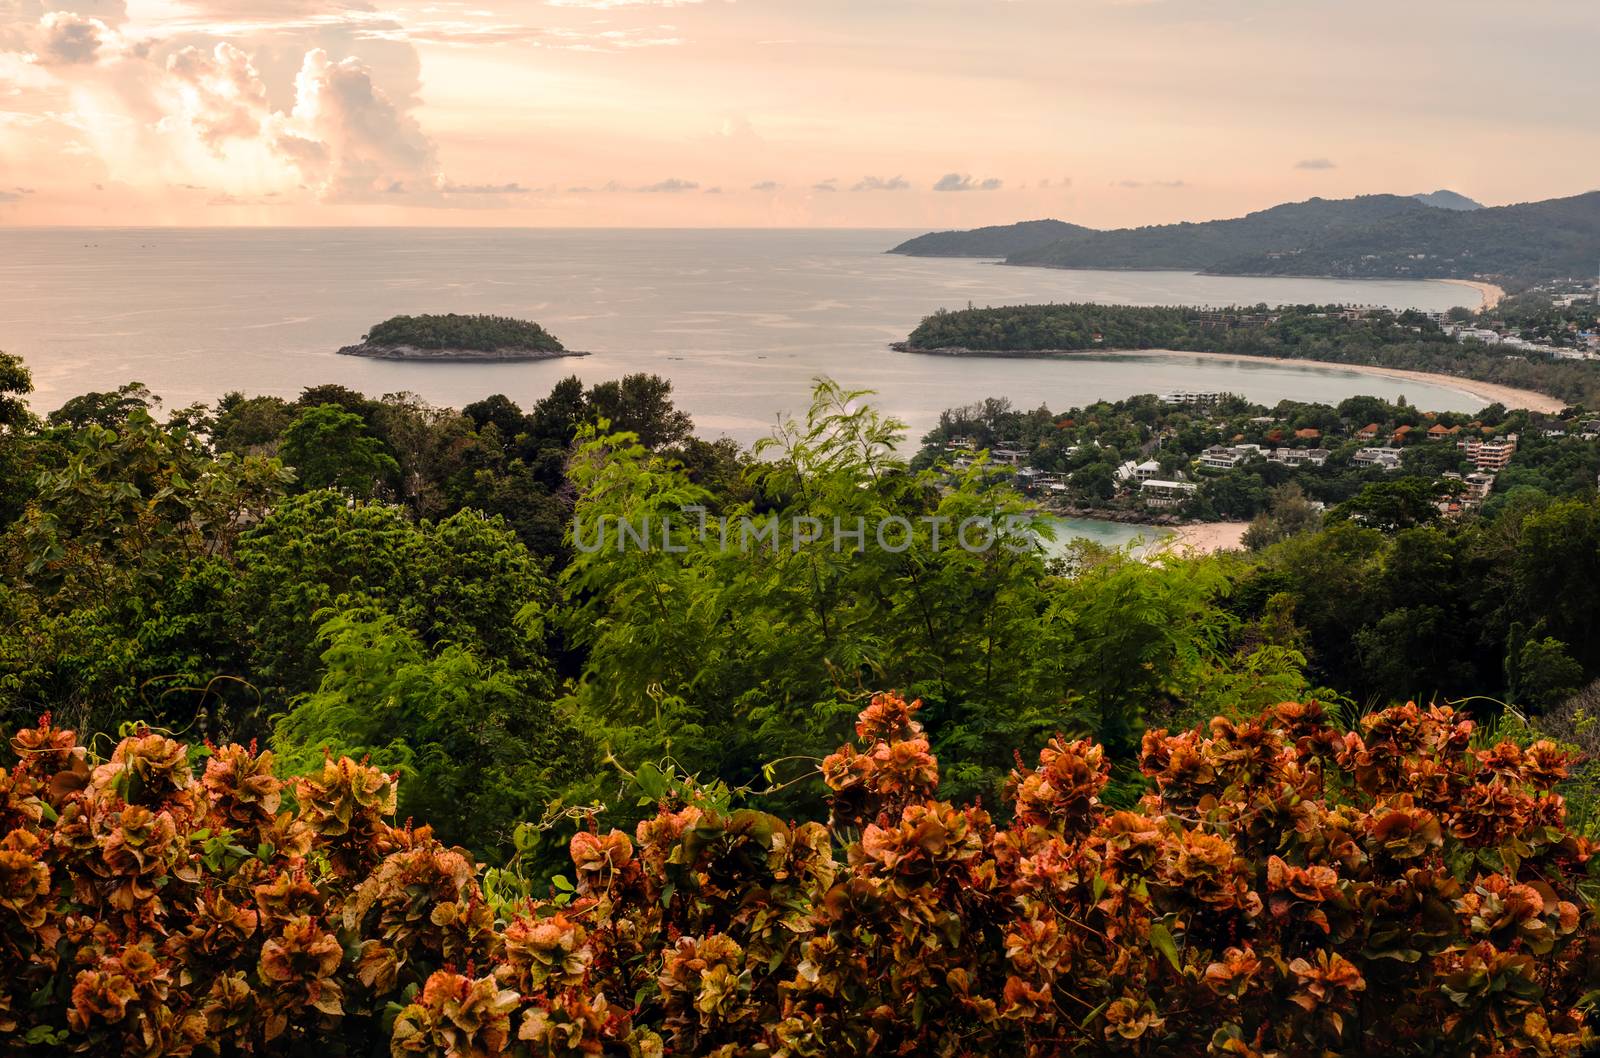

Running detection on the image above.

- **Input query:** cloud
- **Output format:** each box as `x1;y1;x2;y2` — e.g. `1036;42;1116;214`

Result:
33;11;115;65
155;1;368;16
545;0;711;7
442;182;530;193
206;191;280;206
811;178;838;192
637;177;698;192
0;190;22;202
702;185;721;193
166;42;271;148
933;172;1002;192
160;42;444;203
851;174;909;191
749;179;780;191
1295;157;1337;170
394;24;686;49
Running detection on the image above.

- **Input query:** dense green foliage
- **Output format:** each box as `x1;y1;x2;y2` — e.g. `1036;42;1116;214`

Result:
893;190;1600;281
361;313;564;352
2;344;1599;873
7;340;1600;1051
916;388;1600;712
0;357;724;857
560;382;1310;814
906;301;1600;408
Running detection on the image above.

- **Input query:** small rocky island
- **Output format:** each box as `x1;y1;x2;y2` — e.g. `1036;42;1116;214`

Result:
337;313;588;362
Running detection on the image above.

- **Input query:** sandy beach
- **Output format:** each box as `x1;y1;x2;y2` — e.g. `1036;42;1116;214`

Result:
1160;521;1250;555
1439;278;1506;310
1112;349;1565;414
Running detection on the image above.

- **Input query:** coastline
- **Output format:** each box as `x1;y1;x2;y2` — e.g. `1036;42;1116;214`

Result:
1100;349;1564;413
1438;278;1506;310
1159;522;1250;555
336;342;589;362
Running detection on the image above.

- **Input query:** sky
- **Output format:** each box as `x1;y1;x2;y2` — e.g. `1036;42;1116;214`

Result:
0;0;1596;228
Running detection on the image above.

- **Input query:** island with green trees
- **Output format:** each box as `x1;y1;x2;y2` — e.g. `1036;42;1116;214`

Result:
337;312;584;361
899;299;1600;409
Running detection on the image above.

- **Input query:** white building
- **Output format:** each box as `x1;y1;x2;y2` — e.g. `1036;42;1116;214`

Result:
1140;479;1199;507
1268;448;1330;467
1159;391;1225;408
1353;447;1405;471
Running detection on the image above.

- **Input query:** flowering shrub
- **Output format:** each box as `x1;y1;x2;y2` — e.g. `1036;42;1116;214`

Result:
2;694;1597;1055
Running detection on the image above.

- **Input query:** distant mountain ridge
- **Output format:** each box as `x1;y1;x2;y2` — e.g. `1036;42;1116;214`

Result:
1413;189;1483;211
888;191;1600;282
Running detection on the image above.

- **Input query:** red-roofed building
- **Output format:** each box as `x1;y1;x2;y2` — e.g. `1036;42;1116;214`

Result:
1357;423;1380;440
1294;428;1321;440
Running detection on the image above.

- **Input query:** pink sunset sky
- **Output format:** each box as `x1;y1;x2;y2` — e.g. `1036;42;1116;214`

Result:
0;0;1595;228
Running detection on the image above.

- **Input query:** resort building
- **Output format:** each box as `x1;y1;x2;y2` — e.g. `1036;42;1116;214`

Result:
1159;391;1225;408
1267;448;1330;467
1458;434;1519;471
1199;444;1252;470
1353;447;1406;471
1140;479;1199;507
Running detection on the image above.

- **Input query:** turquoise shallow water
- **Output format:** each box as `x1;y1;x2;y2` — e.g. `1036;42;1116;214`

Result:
0;227;1485;445
1036;516;1174;557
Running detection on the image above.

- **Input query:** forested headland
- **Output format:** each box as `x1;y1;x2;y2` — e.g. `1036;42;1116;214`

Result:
903;302;1600;409
2;348;1599;1056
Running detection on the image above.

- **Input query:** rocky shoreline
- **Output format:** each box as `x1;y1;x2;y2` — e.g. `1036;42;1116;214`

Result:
891;342;1085;358
1047;504;1186;527
336;343;590;362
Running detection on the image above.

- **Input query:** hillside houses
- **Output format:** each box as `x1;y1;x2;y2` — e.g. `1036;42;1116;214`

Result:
1199;444;1258;470
1269;447;1330;467
923;389;1594;527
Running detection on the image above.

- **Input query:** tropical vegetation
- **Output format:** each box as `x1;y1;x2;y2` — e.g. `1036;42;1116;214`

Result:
360;314;565;353
4;345;1600;1053
904;301;1600;409
2;693;1597;1056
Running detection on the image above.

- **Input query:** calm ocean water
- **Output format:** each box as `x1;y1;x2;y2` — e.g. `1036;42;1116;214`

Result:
0;227;1484;446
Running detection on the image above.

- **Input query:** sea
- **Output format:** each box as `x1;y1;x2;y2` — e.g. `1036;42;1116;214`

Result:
0;226;1485;547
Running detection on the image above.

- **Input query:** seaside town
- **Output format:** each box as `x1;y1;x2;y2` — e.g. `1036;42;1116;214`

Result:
923;378;1600;531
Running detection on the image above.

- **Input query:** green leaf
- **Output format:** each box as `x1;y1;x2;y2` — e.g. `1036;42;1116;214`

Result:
1148;922;1182;972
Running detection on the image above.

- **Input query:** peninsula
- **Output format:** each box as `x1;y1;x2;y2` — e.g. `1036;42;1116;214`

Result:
337;313;586;362
897;301;1595;412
